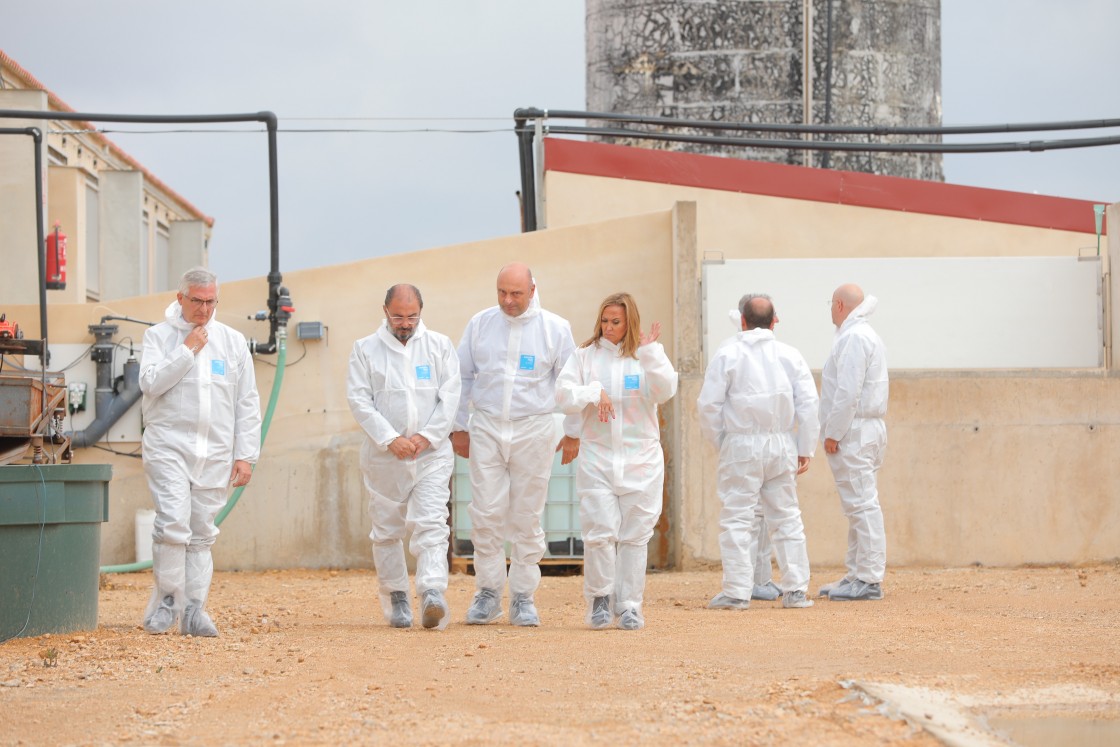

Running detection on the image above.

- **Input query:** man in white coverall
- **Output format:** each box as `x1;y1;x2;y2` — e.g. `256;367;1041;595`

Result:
698;295;818;610
451;263;580;626
819;283;889;602
139;267;260;636
725;300;782;603
347;284;460;630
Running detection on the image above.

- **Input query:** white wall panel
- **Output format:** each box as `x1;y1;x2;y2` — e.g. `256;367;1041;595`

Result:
703;257;1103;369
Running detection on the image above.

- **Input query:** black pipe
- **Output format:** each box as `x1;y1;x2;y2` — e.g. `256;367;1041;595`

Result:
821;0;835;170
0;108;284;354
516;107;1120;138
0;126;50;438
30;127;47;369
0;109;276;126
259;112;282;354
0;127;47;366
535;124;1120;155
515;111;537;232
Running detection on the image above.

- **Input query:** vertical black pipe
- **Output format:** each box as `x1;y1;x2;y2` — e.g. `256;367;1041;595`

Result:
821;0;835;170
264;112;282;351
514;111;538;232
31;127;48;368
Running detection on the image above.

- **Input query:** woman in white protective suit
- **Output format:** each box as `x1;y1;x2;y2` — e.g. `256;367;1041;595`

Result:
139;268;260;637
556;293;678;630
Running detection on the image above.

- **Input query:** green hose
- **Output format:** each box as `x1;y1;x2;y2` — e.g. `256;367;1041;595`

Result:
99;335;288;574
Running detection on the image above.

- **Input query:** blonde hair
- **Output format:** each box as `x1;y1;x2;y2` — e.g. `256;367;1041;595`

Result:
581;292;642;358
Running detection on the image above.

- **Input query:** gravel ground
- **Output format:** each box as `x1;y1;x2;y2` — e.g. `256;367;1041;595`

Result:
1;564;1118;746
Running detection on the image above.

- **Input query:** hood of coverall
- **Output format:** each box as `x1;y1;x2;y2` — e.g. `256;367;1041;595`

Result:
735;327;775;346
503;276;542;322
838;295;879;334
164;300;213;332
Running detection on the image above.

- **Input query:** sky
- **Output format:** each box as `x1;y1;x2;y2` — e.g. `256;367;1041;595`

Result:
3;0;1118;283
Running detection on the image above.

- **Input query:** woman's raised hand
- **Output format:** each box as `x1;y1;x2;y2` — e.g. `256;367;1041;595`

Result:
640;321;662;346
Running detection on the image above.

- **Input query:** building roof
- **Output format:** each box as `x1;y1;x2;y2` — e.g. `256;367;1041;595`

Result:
544;137;1105;235
0;48;214;227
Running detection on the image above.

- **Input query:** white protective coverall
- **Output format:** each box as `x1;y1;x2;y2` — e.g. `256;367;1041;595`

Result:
456;300;577;599
140;301;261;631
820;295;889;584
347;320;460;629
722;311;777;591
556;338;677;628
697;328;819;600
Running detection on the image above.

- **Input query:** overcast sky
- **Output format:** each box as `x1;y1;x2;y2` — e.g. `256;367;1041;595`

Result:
4;1;1118;283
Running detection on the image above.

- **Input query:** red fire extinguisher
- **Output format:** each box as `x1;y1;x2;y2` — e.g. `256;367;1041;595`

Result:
46;222;67;290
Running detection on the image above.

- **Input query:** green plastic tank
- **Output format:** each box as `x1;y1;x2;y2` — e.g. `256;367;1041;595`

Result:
0;464;111;639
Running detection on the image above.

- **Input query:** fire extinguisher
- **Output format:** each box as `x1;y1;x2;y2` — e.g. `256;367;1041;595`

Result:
46;222;67;290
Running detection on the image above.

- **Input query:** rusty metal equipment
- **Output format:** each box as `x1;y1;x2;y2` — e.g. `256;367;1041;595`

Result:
0;373;71;465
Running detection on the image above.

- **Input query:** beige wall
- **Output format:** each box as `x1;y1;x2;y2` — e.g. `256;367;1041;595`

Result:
544;171;1096;259
45;166;88;304
680;371;1120;570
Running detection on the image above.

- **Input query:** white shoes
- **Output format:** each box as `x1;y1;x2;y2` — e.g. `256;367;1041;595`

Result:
389;590;412;628
782;590;814;609
509;593;540;627
465;588;502;625
707;592;751;611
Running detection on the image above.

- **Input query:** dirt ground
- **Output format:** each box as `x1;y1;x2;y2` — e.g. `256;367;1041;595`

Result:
2;563;1119;746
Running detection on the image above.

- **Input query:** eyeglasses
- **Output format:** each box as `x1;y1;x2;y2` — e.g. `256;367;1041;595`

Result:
188;297;219;308
387;315;420;324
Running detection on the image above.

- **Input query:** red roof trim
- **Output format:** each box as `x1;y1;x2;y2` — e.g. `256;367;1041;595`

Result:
1;48;214;227
543;137;1105;234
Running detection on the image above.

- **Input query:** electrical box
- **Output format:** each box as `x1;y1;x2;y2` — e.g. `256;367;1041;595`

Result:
296;321;326;341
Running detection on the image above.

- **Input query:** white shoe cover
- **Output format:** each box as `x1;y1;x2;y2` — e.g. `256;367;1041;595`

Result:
144;542;186;634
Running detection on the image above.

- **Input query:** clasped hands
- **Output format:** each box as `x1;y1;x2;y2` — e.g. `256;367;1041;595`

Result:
388;434;431;460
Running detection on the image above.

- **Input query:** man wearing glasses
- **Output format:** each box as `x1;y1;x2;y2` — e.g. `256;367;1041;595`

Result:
347;284;461;629
139;267;261;637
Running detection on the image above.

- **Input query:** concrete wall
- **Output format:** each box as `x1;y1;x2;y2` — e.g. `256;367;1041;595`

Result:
168;220;208;286
98;171;144;301
677;369;1120;569
45;166;88;304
